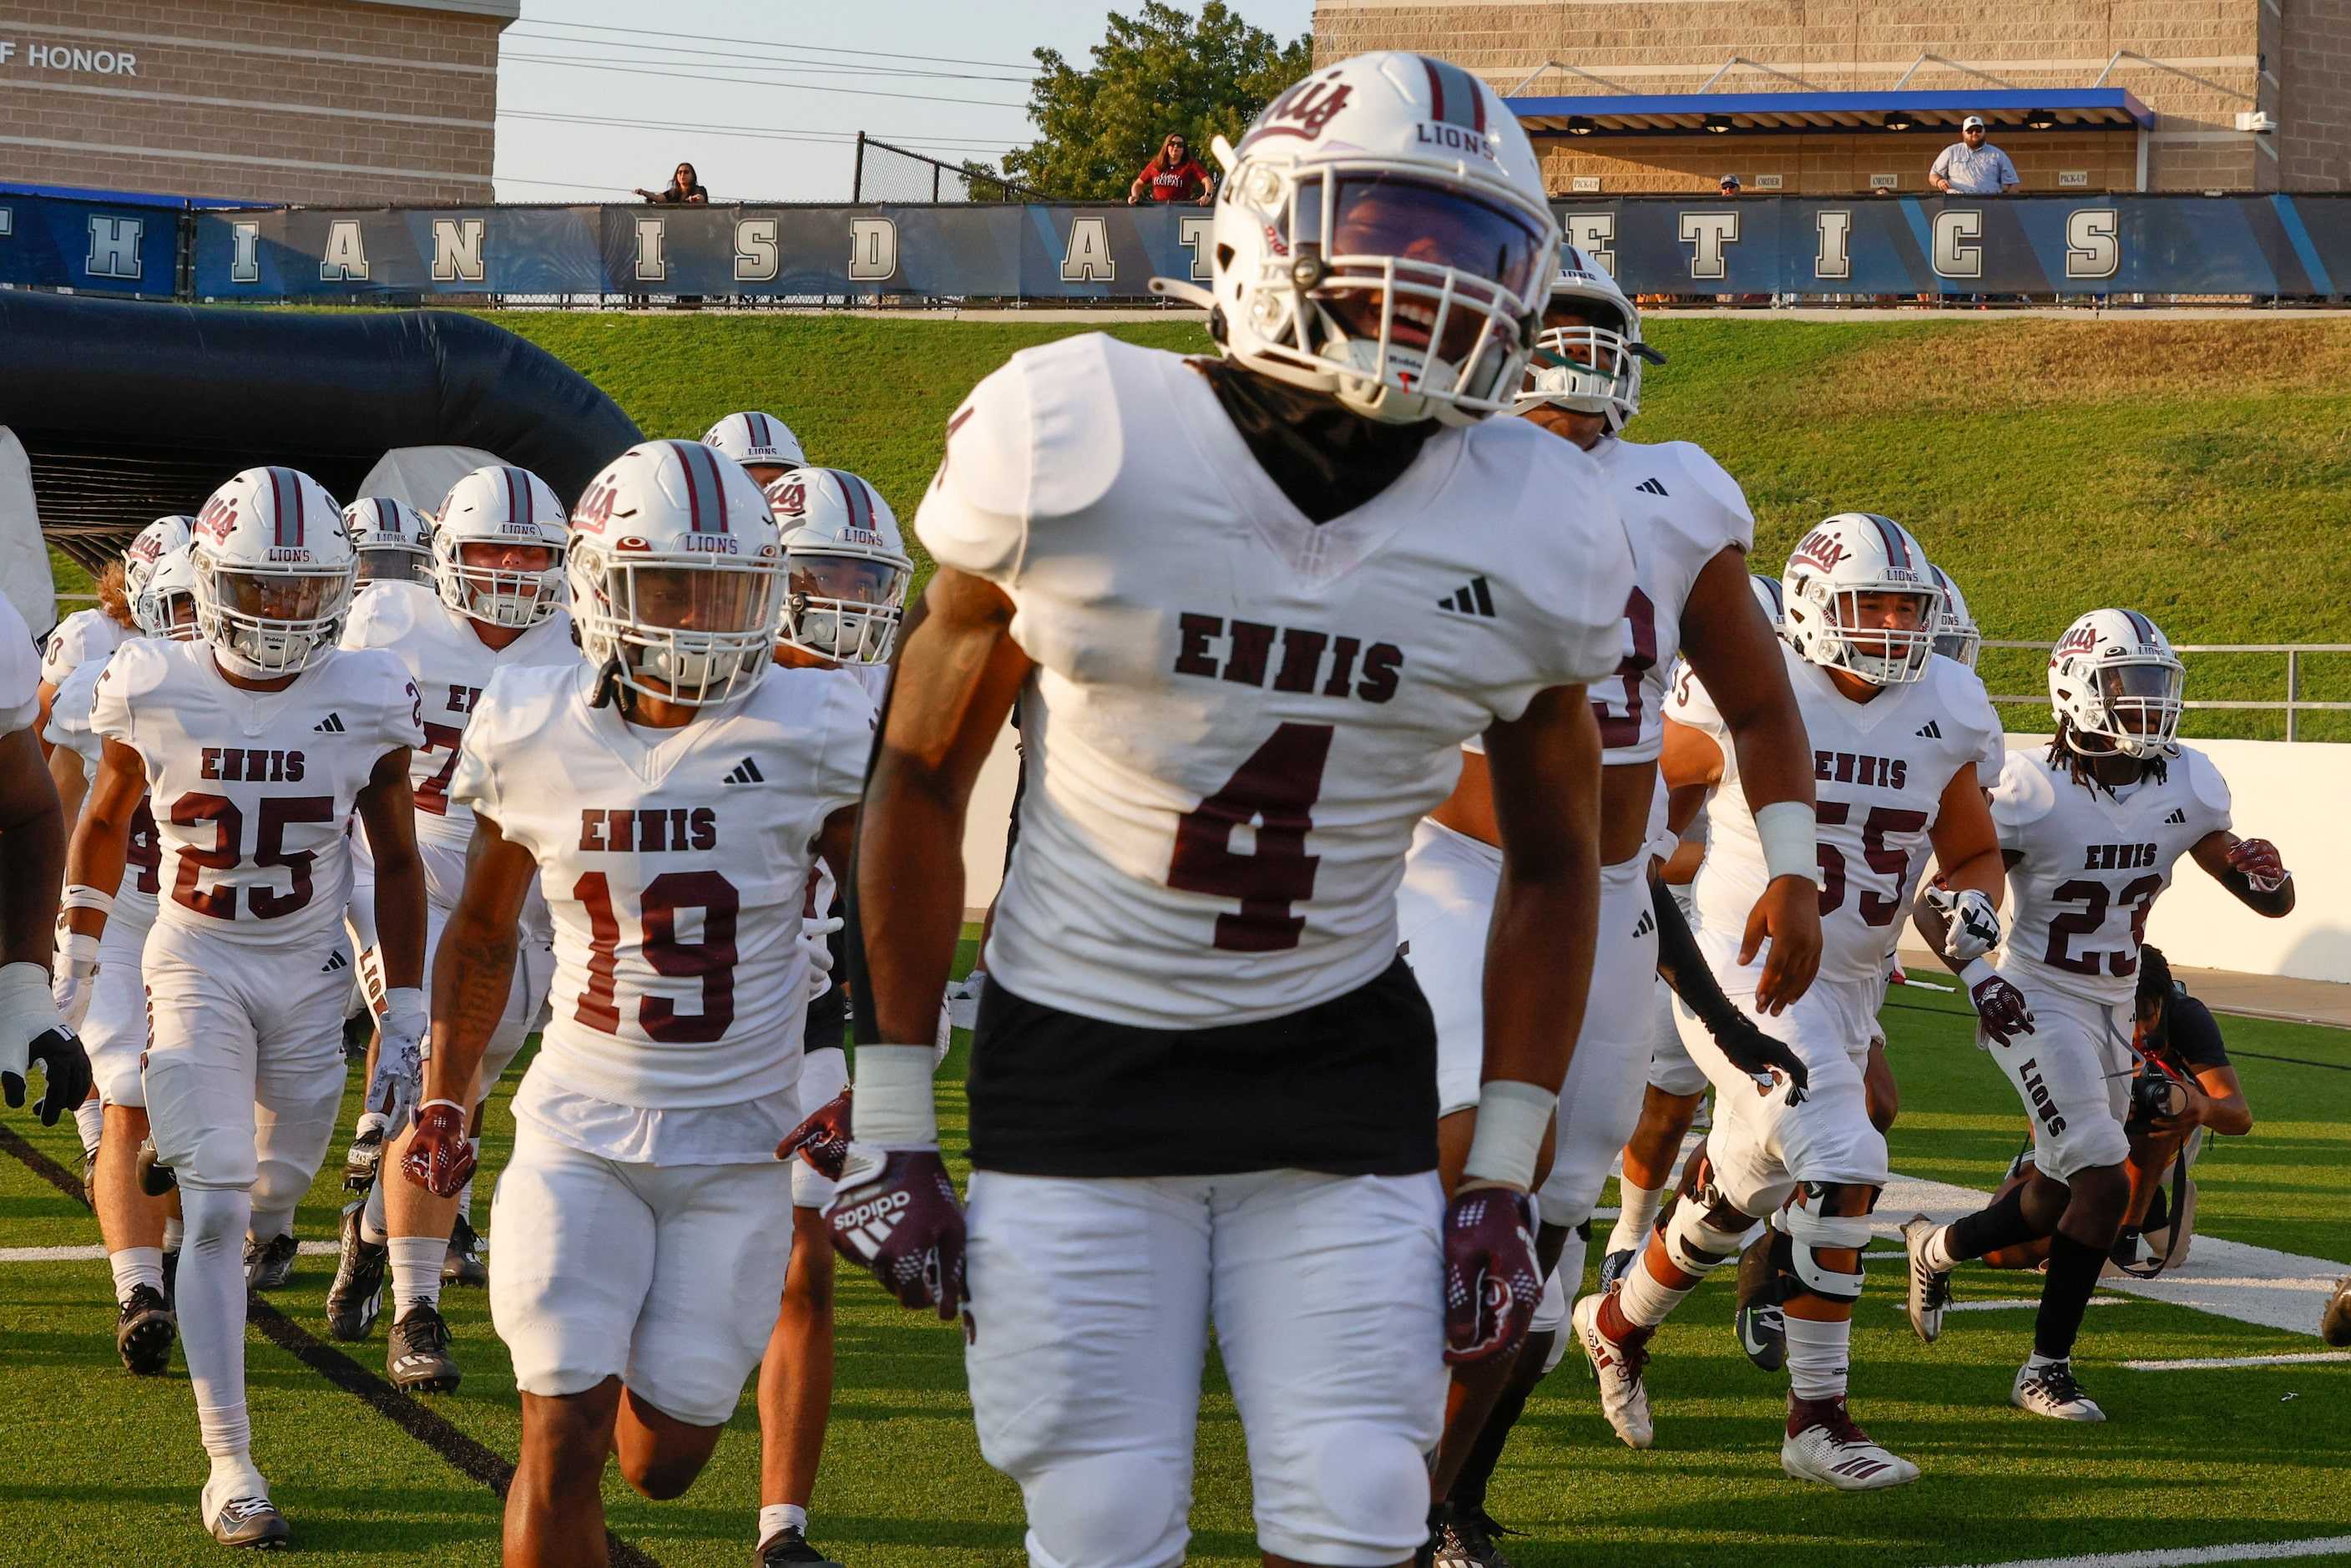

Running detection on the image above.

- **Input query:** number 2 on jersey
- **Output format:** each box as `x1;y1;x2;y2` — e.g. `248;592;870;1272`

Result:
1168;722;1333;952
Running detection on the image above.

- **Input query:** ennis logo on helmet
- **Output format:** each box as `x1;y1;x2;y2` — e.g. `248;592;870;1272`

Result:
1791;529;1849;574
1246;74;1353;144
2054;622;2103;659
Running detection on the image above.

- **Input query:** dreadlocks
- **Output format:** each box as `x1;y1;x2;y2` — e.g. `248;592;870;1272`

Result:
2046;716;2168;794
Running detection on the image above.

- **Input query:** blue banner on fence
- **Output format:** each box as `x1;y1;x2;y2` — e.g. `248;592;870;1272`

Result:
63;190;2351;302
0;193;182;299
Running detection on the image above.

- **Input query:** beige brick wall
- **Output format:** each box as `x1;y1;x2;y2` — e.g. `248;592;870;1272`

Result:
1314;0;2298;191
0;0;500;204
1541;130;2137;194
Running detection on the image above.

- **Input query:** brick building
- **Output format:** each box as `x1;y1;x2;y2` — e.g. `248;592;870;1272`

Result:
1315;1;2348;195
0;0;507;205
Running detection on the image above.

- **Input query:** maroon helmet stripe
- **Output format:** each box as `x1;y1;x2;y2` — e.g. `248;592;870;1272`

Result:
2125;609;2156;645
674;439;730;532
266;467;304;549
1866;513;1911;571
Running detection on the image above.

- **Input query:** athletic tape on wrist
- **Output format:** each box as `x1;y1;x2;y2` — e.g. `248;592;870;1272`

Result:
60;884;115;917
852;1044;939;1146
1956;957;2000;993
58;930;101;965
1753;800;1823;888
1462;1079;1558;1192
382;985;426;1022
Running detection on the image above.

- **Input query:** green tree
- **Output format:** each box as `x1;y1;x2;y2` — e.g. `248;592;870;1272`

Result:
998;3;1312;200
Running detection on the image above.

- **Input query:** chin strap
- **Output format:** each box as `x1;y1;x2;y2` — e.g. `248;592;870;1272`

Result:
589;657;637;716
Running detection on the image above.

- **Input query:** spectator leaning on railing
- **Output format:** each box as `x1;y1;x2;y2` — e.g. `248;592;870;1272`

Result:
1930;117;2020;195
635;161;710;205
1128;133;1214;206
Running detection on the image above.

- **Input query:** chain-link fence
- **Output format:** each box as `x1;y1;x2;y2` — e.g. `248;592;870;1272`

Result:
852;134;1045;204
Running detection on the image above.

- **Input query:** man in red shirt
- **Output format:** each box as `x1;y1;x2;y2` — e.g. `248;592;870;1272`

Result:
1127;133;1213;205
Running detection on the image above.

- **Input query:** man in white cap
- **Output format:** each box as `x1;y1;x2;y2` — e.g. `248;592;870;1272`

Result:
1931;117;2020;195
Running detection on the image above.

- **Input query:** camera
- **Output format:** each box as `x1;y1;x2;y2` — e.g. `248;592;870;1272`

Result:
2126;1058;2189;1135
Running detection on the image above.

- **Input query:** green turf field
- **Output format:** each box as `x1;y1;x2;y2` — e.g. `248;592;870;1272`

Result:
4;960;2345;1568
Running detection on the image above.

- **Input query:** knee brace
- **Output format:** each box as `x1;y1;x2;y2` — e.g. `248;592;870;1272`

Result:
1779;1184;1878;1306
1662;1196;1751;1275
1024;1453;1189;1568
1307;1423;1431;1559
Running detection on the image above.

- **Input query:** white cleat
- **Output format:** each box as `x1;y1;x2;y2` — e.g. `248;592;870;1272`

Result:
1782;1395;1919;1490
1902;1214;1951;1344
2013;1358;2106;1422
1571;1290;1655;1449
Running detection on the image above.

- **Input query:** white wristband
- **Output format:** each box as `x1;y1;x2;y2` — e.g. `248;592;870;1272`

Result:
1754;800;1823;888
382;985;426;1020
58;930;101;968
1956;958;2000;993
60;884;115;917
851;1044;940;1146
1461;1079;1558;1193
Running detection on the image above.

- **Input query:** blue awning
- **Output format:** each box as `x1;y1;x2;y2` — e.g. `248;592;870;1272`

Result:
1507;88;2153;136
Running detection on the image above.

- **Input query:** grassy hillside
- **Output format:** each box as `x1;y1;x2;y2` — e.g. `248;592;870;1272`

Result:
488;311;2351;740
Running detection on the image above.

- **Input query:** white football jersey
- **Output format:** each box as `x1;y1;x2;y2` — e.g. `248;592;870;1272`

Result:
91;640;422;948
45;649;164;914
0;593;36;734
1586;436;1755;767
451;661;872;1110
1669;645;2000;984
341;580;578;849
1990;745;2232;1008
918;333;1633;1028
38;606;132;689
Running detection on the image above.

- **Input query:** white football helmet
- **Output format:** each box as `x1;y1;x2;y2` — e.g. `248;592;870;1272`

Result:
124;516;194;606
1159;52;1559;426
1929;562;1981;670
189;467;355;675
764;468;912;665
1515;245;1661;431
345;497;434;586
2049;608;2184;760
703;412;806;474
134;544;200;640
1781;513;1939;686
432;466;569;629
1750;572;1787;635
568;440;784;710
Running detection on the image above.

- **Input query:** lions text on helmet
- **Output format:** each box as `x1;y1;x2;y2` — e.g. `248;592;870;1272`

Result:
432;466;569;630
765;468;912;666
1782;513;1940;688
1153;52;1561;425
344;498;433;587
190;468;358;678
703;411;807;488
568;440;786;712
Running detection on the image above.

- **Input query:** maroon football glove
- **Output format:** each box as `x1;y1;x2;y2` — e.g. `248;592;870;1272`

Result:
825;1144;966;1320
1443;1184;1542;1366
777;1085;852;1181
401;1100;476;1198
1965;967;2036;1046
2226;837;2288;893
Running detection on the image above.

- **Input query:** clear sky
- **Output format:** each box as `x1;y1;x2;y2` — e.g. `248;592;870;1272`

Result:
491;1;1317;204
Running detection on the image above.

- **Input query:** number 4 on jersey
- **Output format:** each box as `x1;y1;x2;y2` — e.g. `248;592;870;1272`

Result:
1168;722;1333;953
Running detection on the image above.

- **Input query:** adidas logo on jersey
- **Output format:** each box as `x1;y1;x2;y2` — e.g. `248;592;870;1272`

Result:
321;950;349;974
1632;908;1656;938
722;757;765;785
1915;720;1942;739
2164;807;2187;824
314;712;346;733
1437;576;1497;619
1635;478;1670;497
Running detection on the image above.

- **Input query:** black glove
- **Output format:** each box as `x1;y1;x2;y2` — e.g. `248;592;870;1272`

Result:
1650;869;1810;1105
3;1024;93;1127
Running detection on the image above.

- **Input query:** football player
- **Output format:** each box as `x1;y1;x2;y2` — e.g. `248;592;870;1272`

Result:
1575;514;2009;1489
1;585;88;1137
401;440;872;1568
34;516;187;762
1402;257;1820;1561
346;495;435;588
752;464;910;1568
68;468;427;1546
1904;609;2291;1421
846;54;1636;1568
706;411;809;490
327;469;574;1388
47;544;198;1374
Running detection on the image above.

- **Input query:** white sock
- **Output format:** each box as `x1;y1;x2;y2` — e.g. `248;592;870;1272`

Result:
1617;1252;1701;1328
2025;1349;2065;1372
1606;1181;1666;1257
1919;1222;1959;1274
758;1504;808;1545
389;1237;446;1313
360;1176;388;1244
109;1246;165;1306
1555;1222;1589;1307
457;1176;474;1228
1784;1314;1852;1401
200;1449;268;1520
179;1187;254;1472
163;1215;184;1252
74;1098;105;1156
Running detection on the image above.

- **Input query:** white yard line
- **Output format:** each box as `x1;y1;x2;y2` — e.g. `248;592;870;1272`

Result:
1889;1296;2127;1313
0;1241;338;1264
1966;1536;2351;1568
2125;1350;2351;1371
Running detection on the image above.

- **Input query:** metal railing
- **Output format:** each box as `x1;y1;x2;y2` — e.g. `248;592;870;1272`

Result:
1981;640;2351;741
